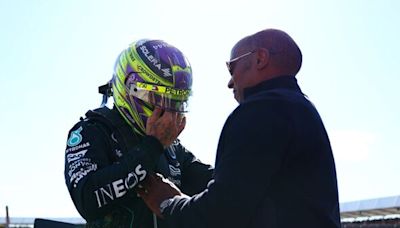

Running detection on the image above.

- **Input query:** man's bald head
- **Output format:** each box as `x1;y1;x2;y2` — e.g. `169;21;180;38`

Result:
234;29;302;77
228;29;303;103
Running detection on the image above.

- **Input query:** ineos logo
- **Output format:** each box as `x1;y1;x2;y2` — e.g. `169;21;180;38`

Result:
94;164;147;208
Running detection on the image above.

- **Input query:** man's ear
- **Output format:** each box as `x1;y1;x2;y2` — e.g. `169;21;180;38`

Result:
256;48;269;69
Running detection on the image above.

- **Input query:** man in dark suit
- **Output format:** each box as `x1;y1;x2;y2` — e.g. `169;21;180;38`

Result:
139;28;341;228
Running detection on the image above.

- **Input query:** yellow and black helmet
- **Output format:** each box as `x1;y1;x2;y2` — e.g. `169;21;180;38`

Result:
110;39;192;135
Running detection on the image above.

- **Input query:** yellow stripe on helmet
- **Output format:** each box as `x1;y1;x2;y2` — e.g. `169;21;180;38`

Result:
136;82;191;97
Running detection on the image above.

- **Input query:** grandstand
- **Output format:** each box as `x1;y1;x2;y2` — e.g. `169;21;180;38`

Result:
0;217;85;227
1;195;400;227
341;195;400;227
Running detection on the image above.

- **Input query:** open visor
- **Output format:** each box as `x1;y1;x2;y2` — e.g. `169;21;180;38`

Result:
128;82;191;113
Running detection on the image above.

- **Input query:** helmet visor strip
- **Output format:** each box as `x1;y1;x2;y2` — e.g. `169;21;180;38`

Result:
128;82;191;113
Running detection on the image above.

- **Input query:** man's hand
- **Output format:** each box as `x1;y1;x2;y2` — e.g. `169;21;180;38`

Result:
146;107;186;147
137;174;183;218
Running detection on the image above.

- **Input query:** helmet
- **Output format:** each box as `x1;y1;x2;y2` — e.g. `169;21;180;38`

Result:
111;39;193;135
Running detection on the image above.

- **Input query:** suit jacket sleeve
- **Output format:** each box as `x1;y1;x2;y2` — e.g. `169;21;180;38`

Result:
162;100;290;228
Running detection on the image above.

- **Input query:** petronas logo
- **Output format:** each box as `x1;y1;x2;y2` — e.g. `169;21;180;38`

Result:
67;126;83;147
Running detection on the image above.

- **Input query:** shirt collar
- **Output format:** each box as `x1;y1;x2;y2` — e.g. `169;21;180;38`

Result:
243;75;302;100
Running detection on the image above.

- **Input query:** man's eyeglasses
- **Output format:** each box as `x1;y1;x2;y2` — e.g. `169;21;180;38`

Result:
226;50;256;75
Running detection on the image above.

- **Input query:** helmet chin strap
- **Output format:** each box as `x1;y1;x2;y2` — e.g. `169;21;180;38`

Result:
99;81;112;107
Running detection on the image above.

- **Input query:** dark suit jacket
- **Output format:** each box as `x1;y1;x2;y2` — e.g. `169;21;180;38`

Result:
163;76;341;228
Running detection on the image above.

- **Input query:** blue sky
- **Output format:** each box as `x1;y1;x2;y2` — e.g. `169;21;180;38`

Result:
0;0;399;218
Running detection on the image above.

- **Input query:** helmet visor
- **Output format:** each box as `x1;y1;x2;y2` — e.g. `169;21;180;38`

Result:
128;82;191;113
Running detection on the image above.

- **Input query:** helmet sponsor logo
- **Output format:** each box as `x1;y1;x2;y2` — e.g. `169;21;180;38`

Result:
136;82;190;97
165;87;190;96
152;43;169;50
93;164;147;208
137;65;161;84
139;45;172;77
67;127;83;147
